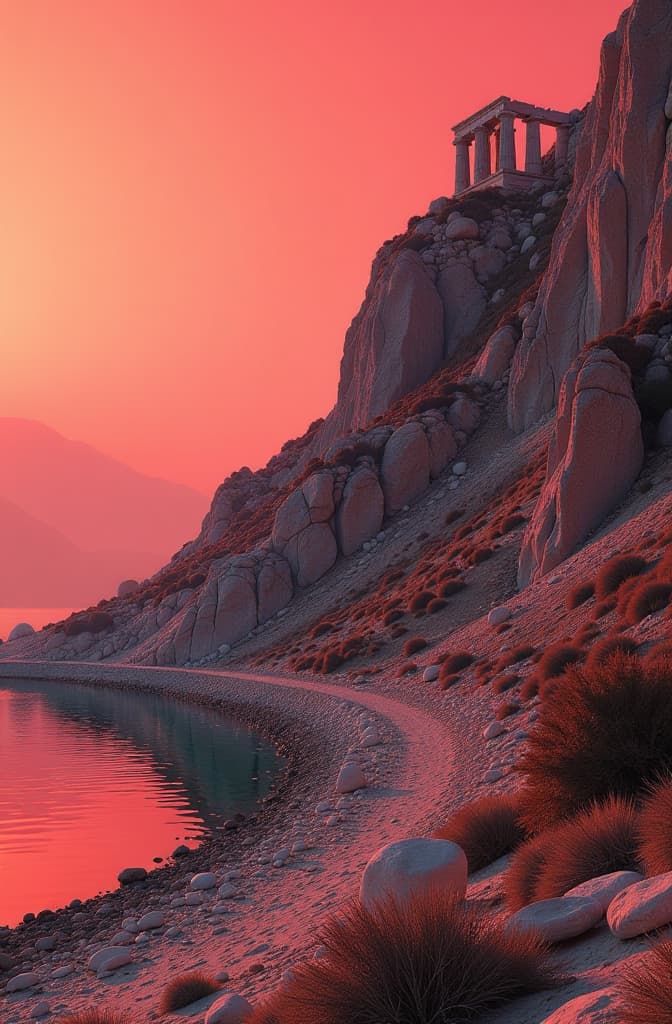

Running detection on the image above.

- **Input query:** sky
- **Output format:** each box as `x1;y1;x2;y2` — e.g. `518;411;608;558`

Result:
0;0;627;495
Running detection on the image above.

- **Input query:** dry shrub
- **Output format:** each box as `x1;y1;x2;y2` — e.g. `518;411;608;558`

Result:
441;652;475;674
439;579;466;599
593;597;617;619
496;700;520;721
320;650;344;673
434;794;526;873
595;554;647;599
496;645;535;670
638;775;672;875
404;636;428;657
409;590;436;613
57;1013;130;1024
565;581;595;610
536;644;582;681
517;653;672;833
248;889;557;1024
531;796;641;902
492;673;520;694
440;673;461;690
625;582;672;624
398;661;418;677
383;609;405;626
159;972;220;1012
519;675;539;701
620;941;672;1024
585;635;639;670
311;621;335;638
504;832;551;911
445;508;465;526
427;598;448;614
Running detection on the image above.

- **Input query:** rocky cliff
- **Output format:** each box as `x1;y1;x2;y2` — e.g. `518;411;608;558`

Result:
509;0;672;432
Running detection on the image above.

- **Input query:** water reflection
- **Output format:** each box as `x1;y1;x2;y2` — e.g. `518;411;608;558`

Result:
0;679;284;925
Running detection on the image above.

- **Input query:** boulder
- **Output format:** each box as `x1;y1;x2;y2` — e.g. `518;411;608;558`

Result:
426;420;457;479
213;568;258;646
506;896;603;943
205;993;254;1024
470;244;506;281
190;872;217;890
285;522;338;587
137;910;164;930
518;349;643;586
564;871;643;914
317;248;445;445
190;576;219;660
380;422;430;514
256;554;292;623
6;972;40;992
336;763;367;794
8;622;34;641
436;264;487;359
487;606;511;626
360;838;467;912
117;579;139;598
446;397;480;434
87;946;133;972
444;216;479;241
508;0;672;431
539;989;622;1024
473;326;518;384
335;466;384;556
607;870;672;938
117;867;147;885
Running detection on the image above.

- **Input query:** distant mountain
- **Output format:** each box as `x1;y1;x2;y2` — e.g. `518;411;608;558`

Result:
0;496;161;606
0;418;209;605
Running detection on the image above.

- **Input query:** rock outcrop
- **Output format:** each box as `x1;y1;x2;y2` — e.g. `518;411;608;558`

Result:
323;248;445;443
518;349;643;586
509;0;672;431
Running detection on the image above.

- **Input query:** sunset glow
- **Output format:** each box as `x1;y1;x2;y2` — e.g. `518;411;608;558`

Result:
1;1;625;492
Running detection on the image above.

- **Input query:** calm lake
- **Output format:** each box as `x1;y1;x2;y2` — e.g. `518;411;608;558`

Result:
0;678;285;926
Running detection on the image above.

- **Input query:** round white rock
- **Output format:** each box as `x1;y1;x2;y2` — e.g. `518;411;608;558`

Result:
360;838;467;912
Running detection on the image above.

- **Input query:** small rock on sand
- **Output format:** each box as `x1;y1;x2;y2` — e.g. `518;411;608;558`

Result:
507;897;603;943
360;838;467;911
205;992;254;1023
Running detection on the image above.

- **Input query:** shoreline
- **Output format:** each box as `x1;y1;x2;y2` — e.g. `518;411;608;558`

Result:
0;658;469;1021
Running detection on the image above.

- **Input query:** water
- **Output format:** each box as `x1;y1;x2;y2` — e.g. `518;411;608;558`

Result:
0;678;285;926
0;608;75;641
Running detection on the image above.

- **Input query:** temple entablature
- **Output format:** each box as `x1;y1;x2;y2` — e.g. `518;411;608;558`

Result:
452;96;571;196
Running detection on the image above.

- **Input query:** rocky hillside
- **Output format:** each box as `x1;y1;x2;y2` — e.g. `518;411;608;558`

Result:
3;0;671;677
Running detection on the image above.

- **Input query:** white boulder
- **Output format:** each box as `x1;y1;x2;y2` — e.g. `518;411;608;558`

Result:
607;871;672;938
507;896;603;943
205;993;254;1023
8;622;34;642
87;946;133;972
360;838;467;912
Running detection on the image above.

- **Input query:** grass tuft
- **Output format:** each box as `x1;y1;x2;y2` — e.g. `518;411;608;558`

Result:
159;972;220;1013
434;794;526;873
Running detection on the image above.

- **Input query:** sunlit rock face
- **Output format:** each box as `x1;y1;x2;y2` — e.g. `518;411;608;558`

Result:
322;247;445;445
518;348;643;586
508;0;672;432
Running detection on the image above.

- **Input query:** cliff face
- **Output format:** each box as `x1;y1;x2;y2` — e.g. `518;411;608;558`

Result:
508;0;672;432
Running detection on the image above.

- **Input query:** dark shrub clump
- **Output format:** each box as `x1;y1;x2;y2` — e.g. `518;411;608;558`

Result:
58;1013;129;1024
517;653;672;833
595;554;647;599
248;889;558;1024
404;636;428;657
565;581;595;610
434;794;526;873
159;972;220;1012
638;775;672;876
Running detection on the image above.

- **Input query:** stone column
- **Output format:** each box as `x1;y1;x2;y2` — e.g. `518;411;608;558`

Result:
473;126;492;183
524;119;542;175
454;138;471;194
498;112;516;171
555;124;570;169
493;128;501;172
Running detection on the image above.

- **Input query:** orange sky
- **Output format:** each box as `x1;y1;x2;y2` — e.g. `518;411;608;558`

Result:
0;0;626;494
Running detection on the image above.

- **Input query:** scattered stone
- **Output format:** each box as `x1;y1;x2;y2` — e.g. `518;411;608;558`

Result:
507;897;603;943
336;763;367;794
607;871;672;938
172;844;190;857
564;871;644;914
205;992;254;1023
29;1000;50;1018
50;965;73;979
6;971;40;992
487;606;511;626
190;872;217;890
423;664;440;683
35;936;56;952
483;722;505;740
360;838;467;911
452;461;467;476
137;910;165;930
118;867;148;885
539;988;622;1023
87;946;132;972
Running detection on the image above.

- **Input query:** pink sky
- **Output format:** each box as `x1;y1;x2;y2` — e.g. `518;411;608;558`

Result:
0;0;626;494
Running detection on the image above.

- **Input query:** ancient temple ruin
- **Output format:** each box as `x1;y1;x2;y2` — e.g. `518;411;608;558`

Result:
452;96;571;196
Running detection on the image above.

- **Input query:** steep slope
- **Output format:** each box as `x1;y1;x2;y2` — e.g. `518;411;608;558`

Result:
509;0;672;431
0;418;208;557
